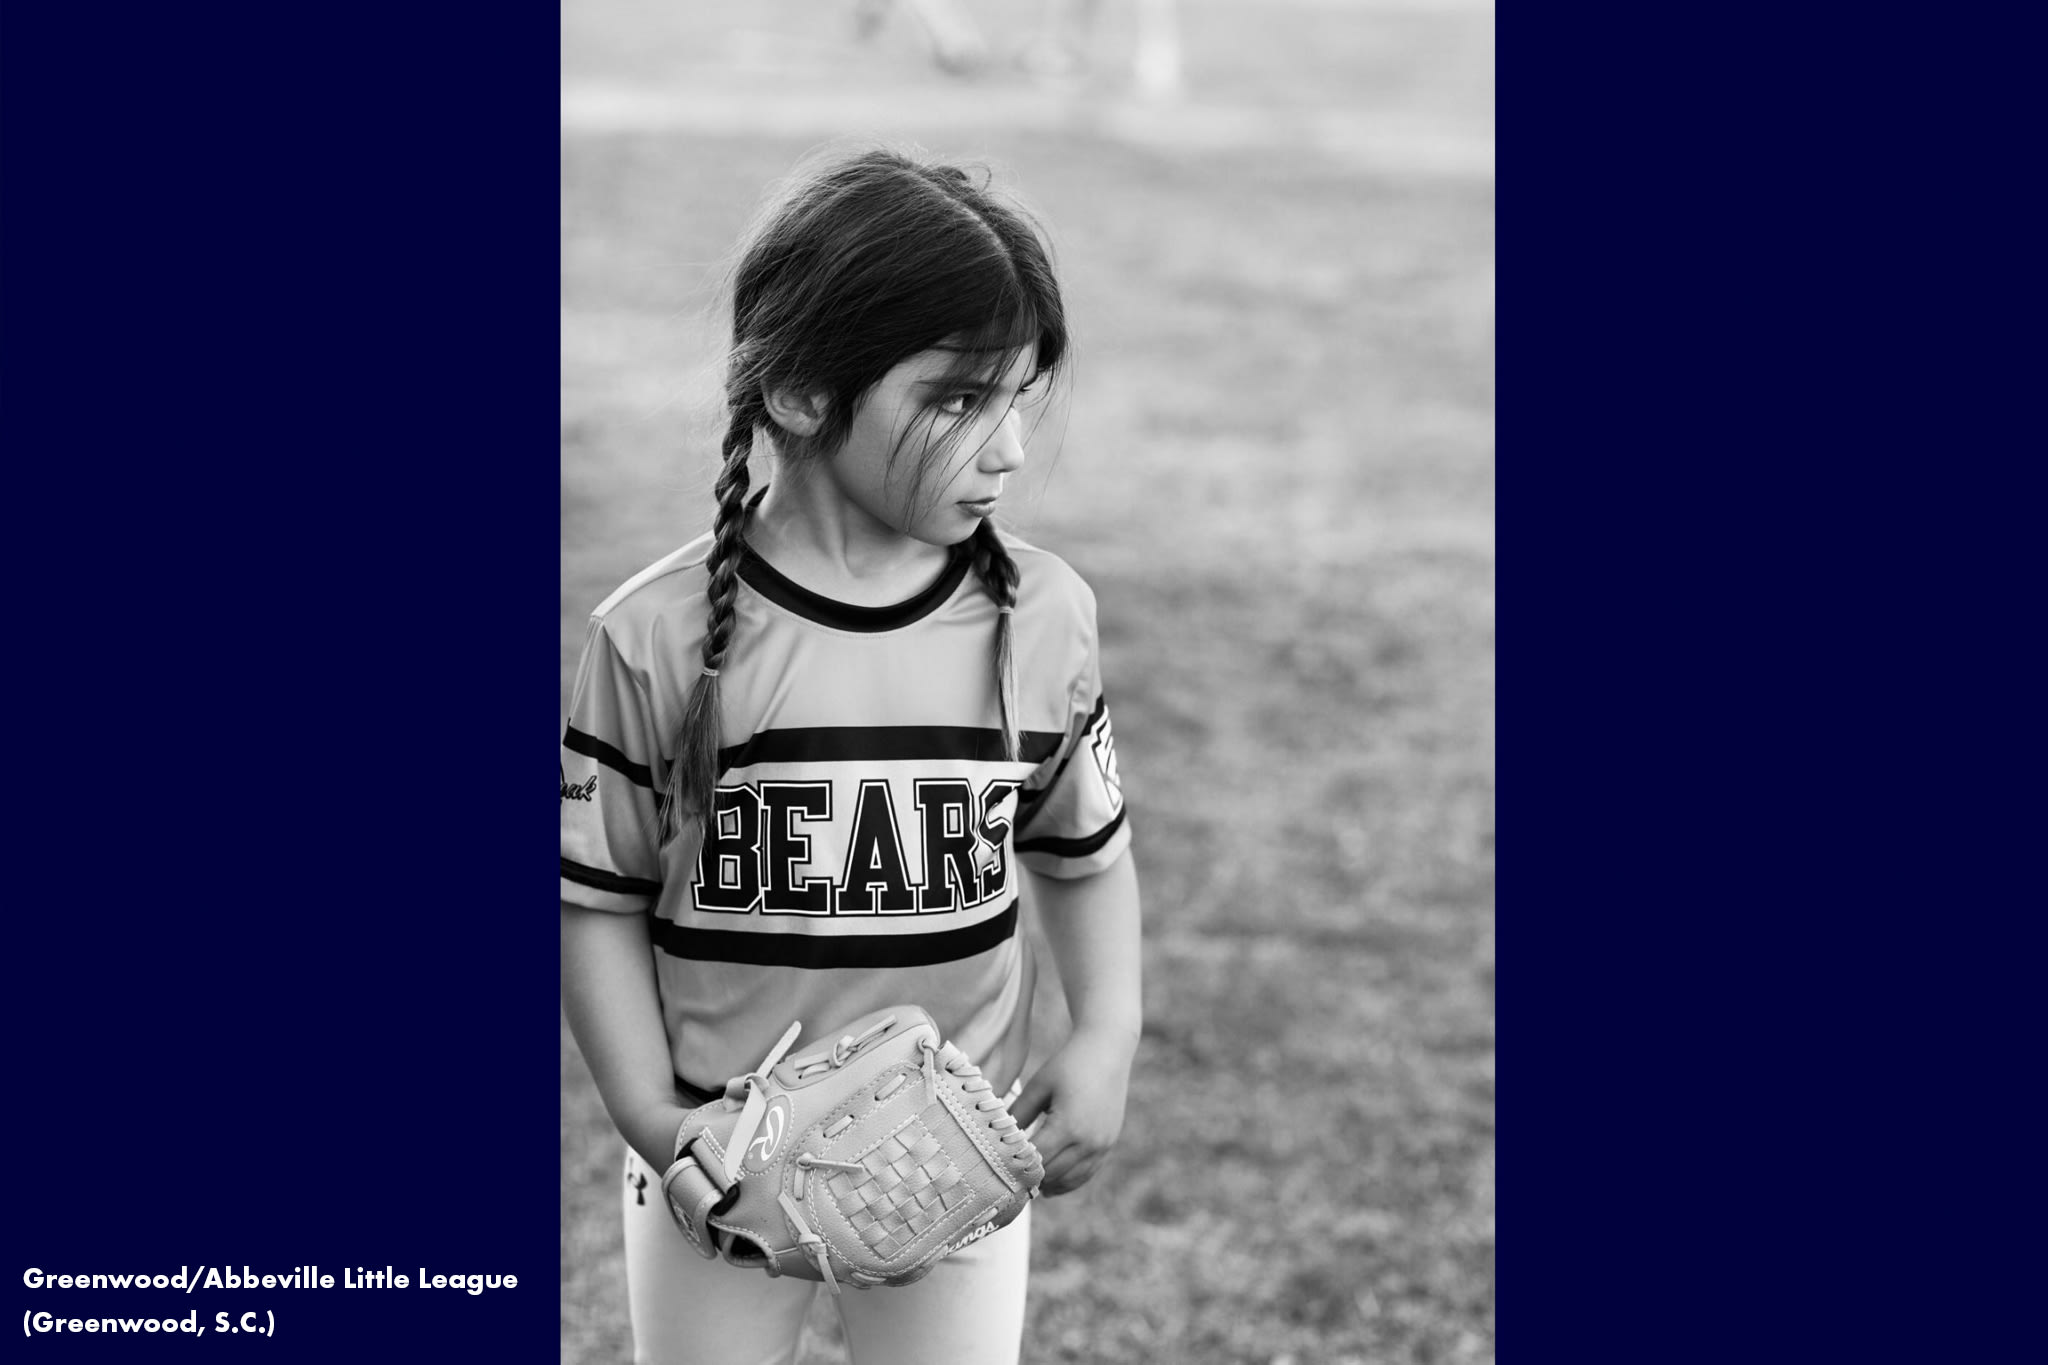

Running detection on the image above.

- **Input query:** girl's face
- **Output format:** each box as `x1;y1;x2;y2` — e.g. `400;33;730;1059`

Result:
822;345;1039;548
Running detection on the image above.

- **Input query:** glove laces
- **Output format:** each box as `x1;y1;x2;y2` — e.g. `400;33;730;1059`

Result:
917;1039;1033;1157
776;1192;840;1295
793;1014;898;1079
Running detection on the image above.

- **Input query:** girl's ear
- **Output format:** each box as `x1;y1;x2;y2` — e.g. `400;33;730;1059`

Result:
762;385;830;438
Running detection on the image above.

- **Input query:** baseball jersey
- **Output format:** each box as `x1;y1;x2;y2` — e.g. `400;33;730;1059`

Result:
560;528;1130;1097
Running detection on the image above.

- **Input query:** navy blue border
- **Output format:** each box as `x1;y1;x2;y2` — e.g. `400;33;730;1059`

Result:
1497;18;1834;1354
4;6;558;1358
1502;8;2041;1359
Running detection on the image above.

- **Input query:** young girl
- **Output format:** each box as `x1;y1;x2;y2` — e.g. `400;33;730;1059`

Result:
560;148;1142;1365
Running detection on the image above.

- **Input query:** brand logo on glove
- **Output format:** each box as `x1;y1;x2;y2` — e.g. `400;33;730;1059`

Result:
940;1212;1002;1258
742;1096;793;1174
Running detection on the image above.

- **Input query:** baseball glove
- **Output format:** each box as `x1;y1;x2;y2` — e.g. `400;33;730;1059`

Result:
660;1005;1043;1292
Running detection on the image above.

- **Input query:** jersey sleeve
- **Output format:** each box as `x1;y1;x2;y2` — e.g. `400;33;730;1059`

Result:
560;617;666;913
1014;599;1131;880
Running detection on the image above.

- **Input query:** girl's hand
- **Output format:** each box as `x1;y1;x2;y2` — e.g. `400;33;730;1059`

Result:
1009;1025;1138;1196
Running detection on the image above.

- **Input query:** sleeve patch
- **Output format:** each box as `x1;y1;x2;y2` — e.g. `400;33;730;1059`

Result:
1086;707;1124;818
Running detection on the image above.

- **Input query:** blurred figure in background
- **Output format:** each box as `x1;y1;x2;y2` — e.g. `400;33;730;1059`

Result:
1017;0;1183;99
857;0;1183;98
855;0;990;73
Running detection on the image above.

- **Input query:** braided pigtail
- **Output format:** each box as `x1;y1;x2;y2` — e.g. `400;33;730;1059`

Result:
663;406;759;843
968;518;1021;762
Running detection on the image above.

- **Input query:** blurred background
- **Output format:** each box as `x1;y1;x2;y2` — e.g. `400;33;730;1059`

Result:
561;2;1493;1361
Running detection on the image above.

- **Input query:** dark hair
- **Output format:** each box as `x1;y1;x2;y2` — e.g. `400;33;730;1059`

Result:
664;148;1068;842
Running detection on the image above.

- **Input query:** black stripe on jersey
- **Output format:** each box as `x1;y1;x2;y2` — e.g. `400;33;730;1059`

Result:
740;541;970;632
563;724;655;790
720;726;1064;772
652;899;1018;969
1016;807;1127;859
561;857;662;898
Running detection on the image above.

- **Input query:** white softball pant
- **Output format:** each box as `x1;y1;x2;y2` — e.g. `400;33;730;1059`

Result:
620;1147;1031;1365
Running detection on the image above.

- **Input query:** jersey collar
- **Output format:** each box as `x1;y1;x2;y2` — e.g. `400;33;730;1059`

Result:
737;540;971;632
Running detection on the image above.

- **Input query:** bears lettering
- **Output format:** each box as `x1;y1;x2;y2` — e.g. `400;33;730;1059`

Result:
693;777;1021;916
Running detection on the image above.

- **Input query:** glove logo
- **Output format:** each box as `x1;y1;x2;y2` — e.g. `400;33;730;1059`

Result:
940;1212;1002;1258
742;1096;793;1175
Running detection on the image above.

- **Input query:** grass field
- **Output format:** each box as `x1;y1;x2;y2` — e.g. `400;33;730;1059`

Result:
562;3;1493;1361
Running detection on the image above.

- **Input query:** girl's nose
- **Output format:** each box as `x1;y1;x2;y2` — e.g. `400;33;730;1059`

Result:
980;406;1027;474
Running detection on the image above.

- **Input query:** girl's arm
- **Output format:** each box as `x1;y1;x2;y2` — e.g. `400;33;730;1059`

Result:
1011;846;1142;1195
560;904;694;1175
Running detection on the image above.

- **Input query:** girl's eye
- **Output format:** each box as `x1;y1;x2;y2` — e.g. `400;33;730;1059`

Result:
936;376;1039;418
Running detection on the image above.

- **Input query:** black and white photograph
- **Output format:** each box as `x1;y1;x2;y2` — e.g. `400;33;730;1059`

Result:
560;2;1494;1360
